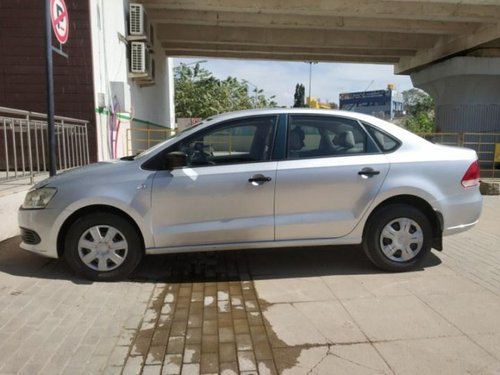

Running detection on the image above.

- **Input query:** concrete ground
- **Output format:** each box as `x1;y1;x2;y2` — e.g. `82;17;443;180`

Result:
0;196;499;374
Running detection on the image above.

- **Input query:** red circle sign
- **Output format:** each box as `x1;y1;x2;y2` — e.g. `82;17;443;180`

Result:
50;0;69;44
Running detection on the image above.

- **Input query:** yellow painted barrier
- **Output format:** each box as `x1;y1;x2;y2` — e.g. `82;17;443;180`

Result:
495;143;500;162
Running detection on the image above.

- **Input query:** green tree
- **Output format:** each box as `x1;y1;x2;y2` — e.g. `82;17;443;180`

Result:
293;83;306;108
402;89;435;133
174;63;277;118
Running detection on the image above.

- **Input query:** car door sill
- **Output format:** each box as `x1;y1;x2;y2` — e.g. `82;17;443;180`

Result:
146;236;362;255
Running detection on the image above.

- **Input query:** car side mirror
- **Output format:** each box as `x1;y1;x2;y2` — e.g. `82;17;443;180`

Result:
164;151;187;170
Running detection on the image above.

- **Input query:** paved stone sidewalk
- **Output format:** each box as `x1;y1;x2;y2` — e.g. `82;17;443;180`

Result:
124;252;277;375
440;196;500;295
0;197;499;374
0;239;155;375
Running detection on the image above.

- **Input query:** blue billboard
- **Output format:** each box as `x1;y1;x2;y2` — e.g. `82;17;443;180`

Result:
339;89;403;119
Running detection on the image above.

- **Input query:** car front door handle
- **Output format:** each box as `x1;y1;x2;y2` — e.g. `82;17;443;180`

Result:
248;174;272;185
358;168;380;177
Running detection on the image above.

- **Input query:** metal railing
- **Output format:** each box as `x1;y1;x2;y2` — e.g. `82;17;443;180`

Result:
125;124;176;156
0;106;90;183
418;132;500;178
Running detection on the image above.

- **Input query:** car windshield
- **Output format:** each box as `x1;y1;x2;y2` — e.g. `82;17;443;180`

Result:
129;120;207;160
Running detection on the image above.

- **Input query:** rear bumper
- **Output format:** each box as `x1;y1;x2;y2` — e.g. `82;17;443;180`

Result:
443;220;479;236
439;189;482;237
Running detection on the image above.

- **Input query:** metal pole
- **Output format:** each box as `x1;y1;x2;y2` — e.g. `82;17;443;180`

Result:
308;62;312;102
3;119;9;180
26;115;34;184
45;0;57;176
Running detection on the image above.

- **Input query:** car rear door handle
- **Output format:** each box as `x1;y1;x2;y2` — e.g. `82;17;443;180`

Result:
248;174;272;185
358;168;380;177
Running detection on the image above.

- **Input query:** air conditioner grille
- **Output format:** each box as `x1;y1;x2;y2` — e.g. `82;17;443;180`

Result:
129;4;144;35
131;42;146;73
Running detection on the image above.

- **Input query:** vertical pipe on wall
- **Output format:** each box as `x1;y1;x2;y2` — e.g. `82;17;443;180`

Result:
166;57;176;129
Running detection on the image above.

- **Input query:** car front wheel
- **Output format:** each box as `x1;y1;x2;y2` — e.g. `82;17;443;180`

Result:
63;212;143;281
363;204;432;272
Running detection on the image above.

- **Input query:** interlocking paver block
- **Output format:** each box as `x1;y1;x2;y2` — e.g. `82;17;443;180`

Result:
203;307;217;320
167;336;185;354
233;319;250;334
221;312;235;325
186;327;202;344
183;344;201;364
201;334;218;353
142;364;162;375
152;330;170;346
123;355;144;375
200;352;218;374
236;333;253;351
237;350;257;372
162;354;182;375
181;363;200;375
202;319;217;335
188;314;202;328
146;346;166;365
219;361;238;375
258;360;278;375
171;321;188;337
219;326;235;343
174;308;189;322
219;343;237;363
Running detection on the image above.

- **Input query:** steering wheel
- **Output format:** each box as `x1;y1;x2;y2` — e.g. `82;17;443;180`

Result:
188;143;216;165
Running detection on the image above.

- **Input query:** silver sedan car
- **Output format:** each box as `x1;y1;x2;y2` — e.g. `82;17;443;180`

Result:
18;109;482;280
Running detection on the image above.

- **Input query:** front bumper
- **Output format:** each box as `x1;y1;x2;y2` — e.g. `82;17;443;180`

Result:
18;207;70;258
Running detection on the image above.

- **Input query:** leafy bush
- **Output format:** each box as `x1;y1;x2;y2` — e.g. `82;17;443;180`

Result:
402;89;435;133
175;63;277;118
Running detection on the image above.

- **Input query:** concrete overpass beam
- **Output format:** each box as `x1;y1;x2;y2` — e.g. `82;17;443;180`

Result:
410;56;500;132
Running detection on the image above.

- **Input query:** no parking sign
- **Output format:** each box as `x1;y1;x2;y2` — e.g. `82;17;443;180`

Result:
50;0;69;44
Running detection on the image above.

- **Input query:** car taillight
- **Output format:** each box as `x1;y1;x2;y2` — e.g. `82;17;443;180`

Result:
461;160;480;188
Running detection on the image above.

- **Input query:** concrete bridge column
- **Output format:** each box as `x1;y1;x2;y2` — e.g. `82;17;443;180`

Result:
410;56;500;133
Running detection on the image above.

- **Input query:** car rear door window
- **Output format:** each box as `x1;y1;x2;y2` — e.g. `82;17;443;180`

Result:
286;115;377;159
363;123;401;153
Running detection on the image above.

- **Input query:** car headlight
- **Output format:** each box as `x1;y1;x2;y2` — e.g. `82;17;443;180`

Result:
22;187;57;209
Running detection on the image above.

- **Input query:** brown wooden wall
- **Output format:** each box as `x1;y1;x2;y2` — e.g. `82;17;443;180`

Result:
0;0;97;162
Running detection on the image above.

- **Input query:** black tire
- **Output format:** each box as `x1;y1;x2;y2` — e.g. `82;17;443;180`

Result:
363;204;432;272
63;212;143;281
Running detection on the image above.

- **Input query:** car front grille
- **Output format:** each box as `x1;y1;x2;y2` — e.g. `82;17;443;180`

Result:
20;227;41;245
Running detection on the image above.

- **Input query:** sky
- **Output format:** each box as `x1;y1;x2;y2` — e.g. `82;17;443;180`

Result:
174;57;414;107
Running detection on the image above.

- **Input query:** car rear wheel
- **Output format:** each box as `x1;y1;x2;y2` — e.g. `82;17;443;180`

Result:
363;204;432;272
64;212;143;281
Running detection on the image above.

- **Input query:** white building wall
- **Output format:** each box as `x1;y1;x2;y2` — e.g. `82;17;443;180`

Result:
89;0;174;161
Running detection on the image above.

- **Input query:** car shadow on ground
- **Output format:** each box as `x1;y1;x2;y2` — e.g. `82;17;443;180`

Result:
131;245;442;283
0;236;92;284
0;236;442;284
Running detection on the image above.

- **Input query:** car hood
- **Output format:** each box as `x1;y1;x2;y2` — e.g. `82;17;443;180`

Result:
33;160;133;188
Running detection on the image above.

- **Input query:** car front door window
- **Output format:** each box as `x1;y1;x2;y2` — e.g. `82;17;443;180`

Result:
179;116;277;167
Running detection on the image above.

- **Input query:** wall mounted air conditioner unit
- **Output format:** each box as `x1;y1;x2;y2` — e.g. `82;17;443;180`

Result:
129;42;155;86
130;41;148;73
129;3;150;39
128;3;155;49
